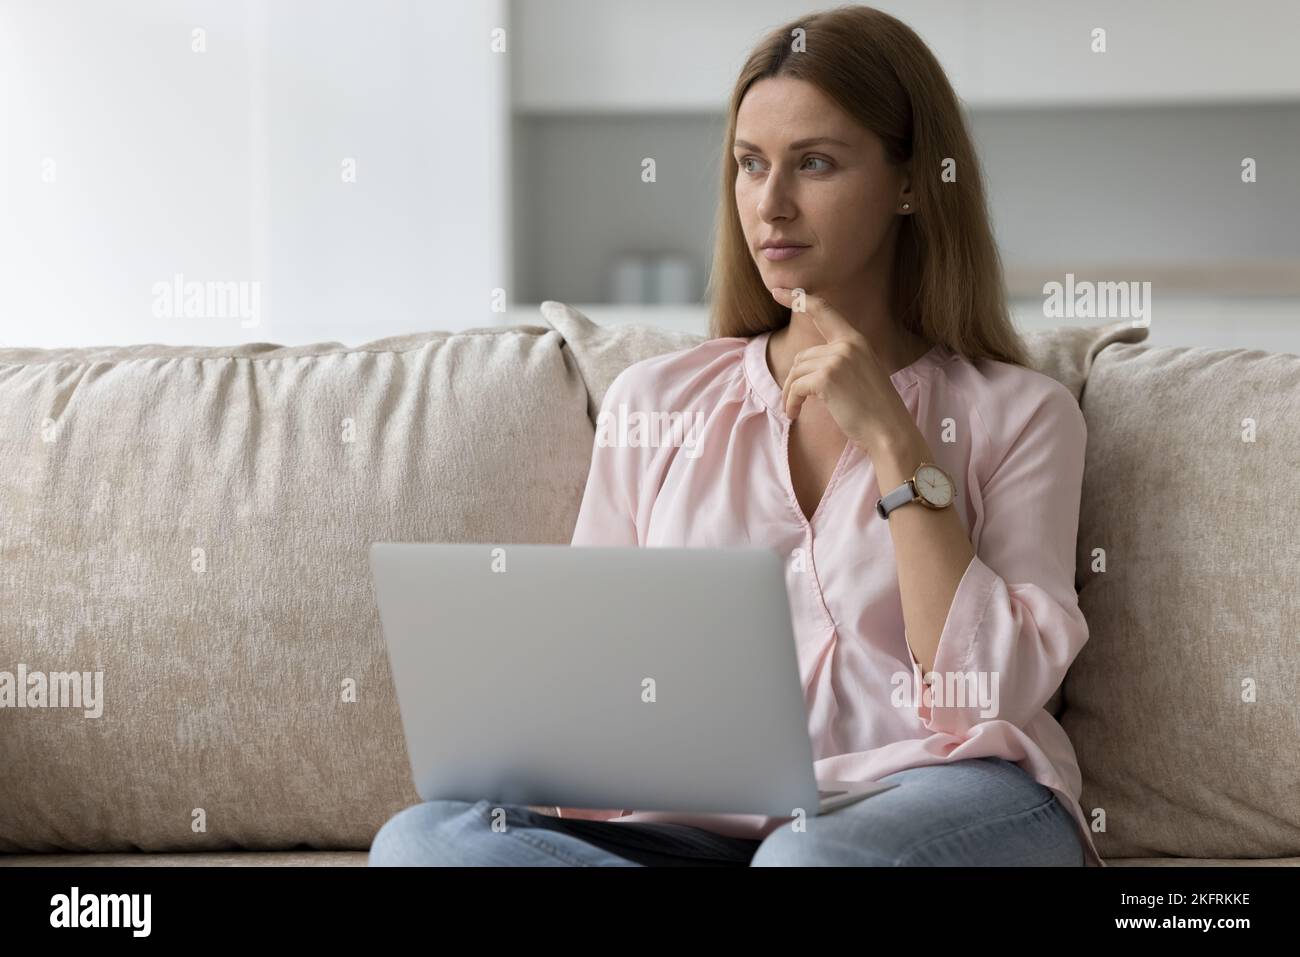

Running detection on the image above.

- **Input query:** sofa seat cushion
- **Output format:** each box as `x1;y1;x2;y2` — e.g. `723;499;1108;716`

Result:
0;851;370;866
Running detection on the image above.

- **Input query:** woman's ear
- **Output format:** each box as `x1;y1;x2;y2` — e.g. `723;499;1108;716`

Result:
896;163;915;213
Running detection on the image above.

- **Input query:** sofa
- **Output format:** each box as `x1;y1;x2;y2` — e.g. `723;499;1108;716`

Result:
1;301;1297;866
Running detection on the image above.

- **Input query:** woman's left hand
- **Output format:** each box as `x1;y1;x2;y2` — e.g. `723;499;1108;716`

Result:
770;286;914;453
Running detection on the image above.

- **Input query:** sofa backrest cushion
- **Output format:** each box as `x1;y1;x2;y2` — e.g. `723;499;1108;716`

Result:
1063;340;1300;859
0;325;594;852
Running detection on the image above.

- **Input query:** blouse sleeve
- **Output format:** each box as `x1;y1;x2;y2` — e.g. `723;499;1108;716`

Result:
904;381;1090;735
569;369;644;548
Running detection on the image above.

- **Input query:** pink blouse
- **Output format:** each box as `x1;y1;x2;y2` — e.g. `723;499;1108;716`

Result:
568;329;1103;867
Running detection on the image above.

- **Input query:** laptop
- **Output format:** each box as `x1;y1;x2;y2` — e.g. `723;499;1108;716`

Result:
368;542;898;818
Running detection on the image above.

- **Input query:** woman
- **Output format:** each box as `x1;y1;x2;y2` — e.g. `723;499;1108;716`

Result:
370;4;1102;867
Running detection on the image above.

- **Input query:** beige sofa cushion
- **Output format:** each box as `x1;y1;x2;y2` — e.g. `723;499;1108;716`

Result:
539;301;705;416
0;851;370;866
1064;340;1300;859
0;325;595;853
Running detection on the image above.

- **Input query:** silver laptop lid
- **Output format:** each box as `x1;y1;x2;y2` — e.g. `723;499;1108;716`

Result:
369;543;820;817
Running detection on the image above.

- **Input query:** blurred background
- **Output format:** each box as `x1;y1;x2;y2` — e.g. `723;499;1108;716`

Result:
2;0;1297;351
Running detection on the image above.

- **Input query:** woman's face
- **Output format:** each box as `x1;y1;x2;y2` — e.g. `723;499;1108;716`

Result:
733;76;908;296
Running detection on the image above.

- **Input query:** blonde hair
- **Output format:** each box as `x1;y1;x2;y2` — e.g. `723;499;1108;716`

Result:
706;4;1027;367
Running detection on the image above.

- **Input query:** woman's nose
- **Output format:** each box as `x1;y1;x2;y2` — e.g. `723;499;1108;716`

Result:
757;168;796;222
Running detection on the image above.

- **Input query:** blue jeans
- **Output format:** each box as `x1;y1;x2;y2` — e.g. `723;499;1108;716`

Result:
368;756;1085;866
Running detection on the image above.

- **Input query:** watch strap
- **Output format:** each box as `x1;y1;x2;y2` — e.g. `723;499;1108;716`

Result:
875;480;916;519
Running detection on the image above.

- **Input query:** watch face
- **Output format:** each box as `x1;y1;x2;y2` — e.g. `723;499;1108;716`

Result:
915;464;954;507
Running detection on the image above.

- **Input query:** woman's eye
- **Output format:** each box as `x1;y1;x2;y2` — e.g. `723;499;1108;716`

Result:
737;156;830;174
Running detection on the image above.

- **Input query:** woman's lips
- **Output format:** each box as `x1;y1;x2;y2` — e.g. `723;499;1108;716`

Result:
762;245;809;261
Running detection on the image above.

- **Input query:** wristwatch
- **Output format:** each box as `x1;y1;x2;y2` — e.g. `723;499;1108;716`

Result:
876;462;956;519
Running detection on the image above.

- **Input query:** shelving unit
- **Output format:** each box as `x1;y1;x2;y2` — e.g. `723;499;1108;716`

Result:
505;1;1300;354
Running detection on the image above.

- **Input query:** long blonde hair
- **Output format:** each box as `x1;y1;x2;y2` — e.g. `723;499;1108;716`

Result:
706;4;1027;367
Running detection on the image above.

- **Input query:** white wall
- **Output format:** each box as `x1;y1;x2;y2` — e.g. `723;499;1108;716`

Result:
4;1;1297;354
0;0;510;348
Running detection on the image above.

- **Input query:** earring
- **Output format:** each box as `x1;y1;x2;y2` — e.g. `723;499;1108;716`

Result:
901;202;911;212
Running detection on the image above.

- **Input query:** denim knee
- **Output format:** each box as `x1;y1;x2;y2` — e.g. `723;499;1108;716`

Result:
750;821;895;867
368;799;476;866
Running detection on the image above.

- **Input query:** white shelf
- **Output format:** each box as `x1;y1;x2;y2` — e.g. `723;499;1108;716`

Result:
510;0;1300;114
